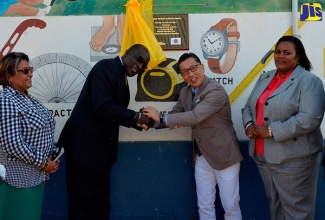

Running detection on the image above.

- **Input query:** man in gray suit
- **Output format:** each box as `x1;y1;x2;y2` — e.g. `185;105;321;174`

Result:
143;52;243;220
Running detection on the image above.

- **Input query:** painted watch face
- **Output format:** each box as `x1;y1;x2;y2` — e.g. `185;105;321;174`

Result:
200;30;227;57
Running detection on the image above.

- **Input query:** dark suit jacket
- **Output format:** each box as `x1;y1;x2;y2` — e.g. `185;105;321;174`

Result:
167;76;243;170
58;57;140;171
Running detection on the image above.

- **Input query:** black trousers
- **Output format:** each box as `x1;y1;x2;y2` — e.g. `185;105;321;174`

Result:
65;155;112;220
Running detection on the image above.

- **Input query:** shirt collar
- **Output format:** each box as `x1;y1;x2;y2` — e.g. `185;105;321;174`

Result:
191;87;198;94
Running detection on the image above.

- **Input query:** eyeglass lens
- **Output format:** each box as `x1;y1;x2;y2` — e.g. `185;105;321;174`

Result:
17;66;34;75
181;64;200;76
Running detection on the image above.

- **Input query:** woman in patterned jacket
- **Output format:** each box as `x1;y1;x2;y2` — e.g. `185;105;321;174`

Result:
0;52;59;220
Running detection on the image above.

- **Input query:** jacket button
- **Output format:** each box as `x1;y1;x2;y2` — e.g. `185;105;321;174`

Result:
293;138;297;141
265;102;268;106
264;117;268;121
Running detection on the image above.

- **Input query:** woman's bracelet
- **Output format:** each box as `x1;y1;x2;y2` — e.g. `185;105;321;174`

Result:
245;122;255;130
268;126;272;137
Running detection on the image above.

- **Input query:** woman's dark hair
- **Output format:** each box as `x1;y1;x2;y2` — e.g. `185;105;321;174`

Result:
177;53;201;73
0;52;29;87
275;36;312;71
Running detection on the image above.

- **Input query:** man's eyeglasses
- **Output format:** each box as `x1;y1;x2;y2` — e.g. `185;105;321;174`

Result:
129;50;148;70
180;64;201;76
16;66;34;75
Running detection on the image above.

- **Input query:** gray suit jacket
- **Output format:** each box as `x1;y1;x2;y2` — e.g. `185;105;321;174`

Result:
167;76;243;170
242;65;325;164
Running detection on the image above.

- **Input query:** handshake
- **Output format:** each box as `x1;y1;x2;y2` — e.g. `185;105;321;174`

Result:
134;107;162;130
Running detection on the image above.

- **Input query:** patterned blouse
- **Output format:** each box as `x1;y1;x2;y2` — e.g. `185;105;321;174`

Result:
0;86;56;188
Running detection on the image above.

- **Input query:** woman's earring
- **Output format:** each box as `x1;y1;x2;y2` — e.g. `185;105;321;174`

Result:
9;81;12;86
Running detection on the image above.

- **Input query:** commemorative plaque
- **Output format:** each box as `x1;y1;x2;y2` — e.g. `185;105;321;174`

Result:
154;14;189;50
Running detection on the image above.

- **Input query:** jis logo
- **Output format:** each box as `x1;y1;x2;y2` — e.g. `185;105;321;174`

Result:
300;3;322;21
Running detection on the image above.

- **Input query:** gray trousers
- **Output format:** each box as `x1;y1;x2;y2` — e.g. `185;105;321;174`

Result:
253;152;321;220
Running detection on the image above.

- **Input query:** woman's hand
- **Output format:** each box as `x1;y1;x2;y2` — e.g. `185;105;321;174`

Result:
245;123;258;139
44;156;60;175
255;125;271;138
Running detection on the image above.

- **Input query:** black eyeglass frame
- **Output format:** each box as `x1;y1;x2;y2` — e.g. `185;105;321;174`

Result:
180;64;201;77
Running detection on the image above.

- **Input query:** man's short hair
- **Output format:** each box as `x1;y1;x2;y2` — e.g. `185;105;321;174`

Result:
178;52;201;66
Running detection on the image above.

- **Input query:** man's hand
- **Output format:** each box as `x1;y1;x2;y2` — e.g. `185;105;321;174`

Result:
134;109;155;128
142;106;160;122
139;123;149;131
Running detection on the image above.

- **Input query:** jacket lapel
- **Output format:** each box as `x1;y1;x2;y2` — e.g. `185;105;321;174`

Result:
184;86;193;111
193;76;210;108
115;56;130;107
253;70;275;100
252;65;304;102
269;65;303;98
184;76;210;110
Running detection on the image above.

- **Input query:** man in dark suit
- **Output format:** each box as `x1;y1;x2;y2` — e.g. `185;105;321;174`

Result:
143;53;243;220
57;44;152;220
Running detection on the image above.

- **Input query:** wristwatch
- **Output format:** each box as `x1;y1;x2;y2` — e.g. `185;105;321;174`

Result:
159;112;164;123
200;18;240;74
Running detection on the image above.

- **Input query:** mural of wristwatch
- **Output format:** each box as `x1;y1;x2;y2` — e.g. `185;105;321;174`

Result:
200;18;240;74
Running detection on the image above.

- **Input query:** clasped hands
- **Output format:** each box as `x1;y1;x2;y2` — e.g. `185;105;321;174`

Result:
246;124;271;139
44;157;60;175
134;107;161;130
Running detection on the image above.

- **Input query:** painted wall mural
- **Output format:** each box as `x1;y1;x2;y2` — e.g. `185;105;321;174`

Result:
0;0;53;16
1;1;324;142
29;53;91;103
90;15;125;61
0;0;316;17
